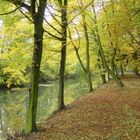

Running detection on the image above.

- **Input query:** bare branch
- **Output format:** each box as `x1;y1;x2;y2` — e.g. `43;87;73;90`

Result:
44;18;62;35
68;25;87;73
19;9;33;23
44;29;63;41
46;6;62;27
47;2;61;13
0;7;19;15
3;0;31;13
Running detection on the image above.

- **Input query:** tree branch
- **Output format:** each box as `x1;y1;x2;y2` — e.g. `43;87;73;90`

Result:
44;29;63;41
46;5;62;27
44;17;62;35
4;0;31;12
68;26;87;73
19;9;33;23
0;7;19;15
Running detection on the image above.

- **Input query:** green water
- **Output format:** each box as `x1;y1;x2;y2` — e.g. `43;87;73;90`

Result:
0;78;101;139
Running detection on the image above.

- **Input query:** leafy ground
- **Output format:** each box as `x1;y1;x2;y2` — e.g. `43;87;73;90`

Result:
21;75;140;140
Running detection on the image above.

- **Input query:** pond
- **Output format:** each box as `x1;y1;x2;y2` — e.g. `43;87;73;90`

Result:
0;77;102;140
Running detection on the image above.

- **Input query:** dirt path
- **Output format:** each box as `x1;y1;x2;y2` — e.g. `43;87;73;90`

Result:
23;75;140;140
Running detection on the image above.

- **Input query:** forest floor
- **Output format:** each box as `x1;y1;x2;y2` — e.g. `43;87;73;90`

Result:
21;75;140;140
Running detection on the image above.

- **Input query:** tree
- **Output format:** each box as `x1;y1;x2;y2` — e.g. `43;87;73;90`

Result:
75;0;93;92
81;9;93;92
90;1;124;87
58;0;68;109
98;0;140;75
1;0;47;133
27;0;47;133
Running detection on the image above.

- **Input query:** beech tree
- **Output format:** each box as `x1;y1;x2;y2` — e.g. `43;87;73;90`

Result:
58;0;68;109
1;0;47;133
68;0;94;92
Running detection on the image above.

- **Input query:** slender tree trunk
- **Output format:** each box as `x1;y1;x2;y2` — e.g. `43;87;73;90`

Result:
108;50;123;86
98;51;107;83
120;63;124;77
82;13;93;92
75;48;93;89
111;48;117;75
75;48;87;73
26;0;46;133
101;74;106;84
106;61;111;80
58;0;68;110
115;66;119;75
69;27;94;89
98;61;107;84
118;49;124;77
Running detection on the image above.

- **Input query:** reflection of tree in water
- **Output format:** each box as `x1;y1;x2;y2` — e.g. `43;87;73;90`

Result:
37;85;59;120
0;106;4;139
0;92;27;138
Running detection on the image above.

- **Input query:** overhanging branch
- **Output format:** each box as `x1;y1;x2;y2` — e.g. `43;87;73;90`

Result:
0;7;19;15
4;0;31;12
19;9;33;23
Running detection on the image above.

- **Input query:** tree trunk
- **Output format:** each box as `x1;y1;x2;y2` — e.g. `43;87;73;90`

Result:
120;63;124;77
111;48;117;75
107;71;111;80
97;52;106;84
82;13;93;92
98;51;107;83
115;66;119;75
25;0;46;134
58;0;68;110
5;0;47;134
101;74;106;84
69;27;93;90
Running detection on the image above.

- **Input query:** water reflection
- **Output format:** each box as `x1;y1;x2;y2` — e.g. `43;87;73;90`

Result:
0;92;27;139
0;78;101;139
